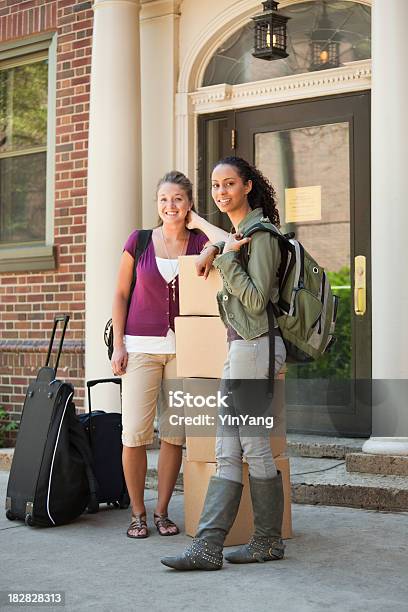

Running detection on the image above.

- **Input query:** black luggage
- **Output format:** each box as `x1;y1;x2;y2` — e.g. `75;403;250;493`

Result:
5;315;97;527
80;378;129;512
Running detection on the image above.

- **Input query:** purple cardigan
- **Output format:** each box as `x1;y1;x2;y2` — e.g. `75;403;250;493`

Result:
123;229;208;336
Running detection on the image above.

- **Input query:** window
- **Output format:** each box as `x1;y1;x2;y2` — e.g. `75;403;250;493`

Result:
0;57;48;244
203;1;371;86
0;35;56;272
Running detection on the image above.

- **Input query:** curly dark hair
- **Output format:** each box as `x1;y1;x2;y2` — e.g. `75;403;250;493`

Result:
213;156;280;227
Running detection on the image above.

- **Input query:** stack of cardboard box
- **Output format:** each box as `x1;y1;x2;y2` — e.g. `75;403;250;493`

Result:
175;255;292;545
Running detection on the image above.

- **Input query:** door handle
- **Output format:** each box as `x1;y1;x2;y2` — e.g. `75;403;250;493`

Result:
354;255;366;316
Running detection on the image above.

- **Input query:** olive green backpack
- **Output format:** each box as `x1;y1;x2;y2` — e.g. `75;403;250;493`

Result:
245;220;339;365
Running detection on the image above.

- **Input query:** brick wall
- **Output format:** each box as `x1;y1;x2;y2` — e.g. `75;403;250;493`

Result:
0;0;94;438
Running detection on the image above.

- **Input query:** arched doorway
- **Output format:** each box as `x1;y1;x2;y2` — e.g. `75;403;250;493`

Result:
195;0;372;436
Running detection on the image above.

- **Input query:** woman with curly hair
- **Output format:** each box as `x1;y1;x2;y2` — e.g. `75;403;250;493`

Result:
161;157;287;570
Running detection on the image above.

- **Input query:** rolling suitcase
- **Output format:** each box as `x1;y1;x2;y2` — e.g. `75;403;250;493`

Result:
80;378;129;512
5;315;97;527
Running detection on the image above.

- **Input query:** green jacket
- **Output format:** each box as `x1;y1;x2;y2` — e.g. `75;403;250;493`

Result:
213;207;281;341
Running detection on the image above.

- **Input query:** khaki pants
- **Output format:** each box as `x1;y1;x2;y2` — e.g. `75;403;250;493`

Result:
121;352;184;447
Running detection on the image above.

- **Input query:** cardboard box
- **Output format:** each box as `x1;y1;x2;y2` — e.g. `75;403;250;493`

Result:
175;316;228;378
183;376;287;462
178;255;222;316
183;456;292;546
186;435;286;463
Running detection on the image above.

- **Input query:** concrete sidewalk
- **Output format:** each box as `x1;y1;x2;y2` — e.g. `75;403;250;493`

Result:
1;472;408;612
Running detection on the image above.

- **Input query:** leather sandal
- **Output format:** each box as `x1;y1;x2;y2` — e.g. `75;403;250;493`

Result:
154;513;179;536
127;513;148;539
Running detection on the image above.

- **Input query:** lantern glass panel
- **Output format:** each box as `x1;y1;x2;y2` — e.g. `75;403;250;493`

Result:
203;0;371;86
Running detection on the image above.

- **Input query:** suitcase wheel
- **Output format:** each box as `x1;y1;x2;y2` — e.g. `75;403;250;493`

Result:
107;501;120;509
25;514;34;527
6;510;17;521
87;500;99;514
119;495;130;510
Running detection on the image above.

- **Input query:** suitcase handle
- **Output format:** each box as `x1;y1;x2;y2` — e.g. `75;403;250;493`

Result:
45;314;70;374
87;378;122;389
86;378;122;415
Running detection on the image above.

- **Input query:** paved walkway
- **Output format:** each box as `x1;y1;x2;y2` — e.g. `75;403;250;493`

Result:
1;471;408;612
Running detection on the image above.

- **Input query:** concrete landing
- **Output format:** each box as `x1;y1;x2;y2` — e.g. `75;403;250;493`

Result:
1;470;408;612
290;456;408;512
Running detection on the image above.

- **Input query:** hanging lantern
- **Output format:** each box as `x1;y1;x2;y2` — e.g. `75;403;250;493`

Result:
310;1;341;71
252;1;290;61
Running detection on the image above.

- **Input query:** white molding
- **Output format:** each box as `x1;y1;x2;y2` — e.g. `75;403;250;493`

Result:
140;0;181;21
190;60;371;114
362;438;408;456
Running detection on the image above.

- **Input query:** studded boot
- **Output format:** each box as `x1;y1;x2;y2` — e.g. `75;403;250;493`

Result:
161;476;243;570
224;472;285;564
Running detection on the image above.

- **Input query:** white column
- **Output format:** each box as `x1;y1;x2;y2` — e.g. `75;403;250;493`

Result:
140;0;181;228
175;92;195;183
363;0;408;455
86;0;142;411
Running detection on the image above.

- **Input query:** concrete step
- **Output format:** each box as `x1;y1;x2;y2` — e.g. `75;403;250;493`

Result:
346;452;408;476
3;447;407;512
146;451;408;513
287;433;367;459
0;435;160;470
0;433;366;465
0;446;184;488
290;456;408;512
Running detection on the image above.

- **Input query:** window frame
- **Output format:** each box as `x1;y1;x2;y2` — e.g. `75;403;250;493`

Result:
0;33;57;273
202;1;372;88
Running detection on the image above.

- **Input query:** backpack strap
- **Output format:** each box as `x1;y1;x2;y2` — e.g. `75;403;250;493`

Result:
266;303;276;398
240;222;286;398
243;221;284;241
129;229;153;302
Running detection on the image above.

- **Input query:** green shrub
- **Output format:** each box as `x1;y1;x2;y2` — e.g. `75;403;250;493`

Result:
0;407;19;448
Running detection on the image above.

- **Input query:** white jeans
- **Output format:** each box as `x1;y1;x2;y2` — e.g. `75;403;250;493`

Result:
216;335;286;483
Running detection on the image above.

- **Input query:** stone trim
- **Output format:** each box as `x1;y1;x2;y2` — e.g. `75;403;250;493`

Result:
0;245;57;273
0;339;84;354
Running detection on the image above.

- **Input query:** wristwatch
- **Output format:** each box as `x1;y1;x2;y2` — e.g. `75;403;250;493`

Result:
211;241;226;254
200;242;224;255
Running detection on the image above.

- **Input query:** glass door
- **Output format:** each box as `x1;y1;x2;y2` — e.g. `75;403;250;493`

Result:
199;92;371;436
